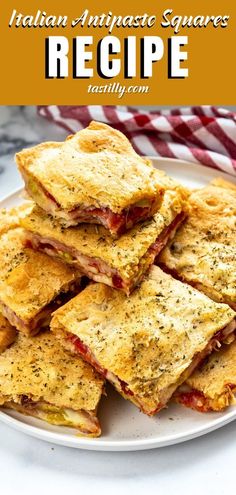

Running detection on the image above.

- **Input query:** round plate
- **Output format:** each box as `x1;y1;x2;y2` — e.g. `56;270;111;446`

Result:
0;157;236;451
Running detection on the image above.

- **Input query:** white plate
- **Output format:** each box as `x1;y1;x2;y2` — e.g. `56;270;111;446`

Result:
0;157;236;451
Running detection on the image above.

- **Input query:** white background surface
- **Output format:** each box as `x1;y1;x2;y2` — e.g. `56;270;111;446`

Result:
1;420;236;495
0;106;236;494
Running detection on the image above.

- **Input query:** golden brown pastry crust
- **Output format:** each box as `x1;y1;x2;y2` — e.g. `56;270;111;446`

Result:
16;121;164;213
159;178;236;308
0;205;35;282
0;330;104;412
0;312;16;353
0;228;81;332
186;340;236;397
0;203;33;237
177;340;236;411
21;186;186;283
51;266;235;414
0;228;28;281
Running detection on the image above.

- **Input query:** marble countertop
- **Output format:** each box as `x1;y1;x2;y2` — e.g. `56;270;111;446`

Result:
0;105;236;495
0;106;67;198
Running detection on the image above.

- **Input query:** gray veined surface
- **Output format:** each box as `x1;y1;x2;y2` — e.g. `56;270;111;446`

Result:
0;106;67;198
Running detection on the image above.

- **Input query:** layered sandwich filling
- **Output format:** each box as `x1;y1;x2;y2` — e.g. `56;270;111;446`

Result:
67;199;158;235
24;174;162;235
4;397;101;436
24;212;185;295
175;382;236;412
175;329;236;413
66;318;236;416
0;281;80;335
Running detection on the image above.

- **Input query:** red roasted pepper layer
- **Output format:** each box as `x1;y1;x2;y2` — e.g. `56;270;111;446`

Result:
69;334;134;396
79;203;156;235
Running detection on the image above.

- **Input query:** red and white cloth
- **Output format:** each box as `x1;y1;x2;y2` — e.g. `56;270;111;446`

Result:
38;106;236;176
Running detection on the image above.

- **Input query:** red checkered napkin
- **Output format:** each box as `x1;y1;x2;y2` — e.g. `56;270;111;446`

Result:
38;106;236;176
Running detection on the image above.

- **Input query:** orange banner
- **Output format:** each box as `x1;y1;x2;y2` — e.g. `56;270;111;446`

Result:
0;0;235;104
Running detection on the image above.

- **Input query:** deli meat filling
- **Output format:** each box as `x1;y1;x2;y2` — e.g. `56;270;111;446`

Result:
24;212;185;294
66;318;236;416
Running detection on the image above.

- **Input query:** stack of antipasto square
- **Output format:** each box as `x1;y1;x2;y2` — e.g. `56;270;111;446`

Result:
0;203;104;436
0;122;235;438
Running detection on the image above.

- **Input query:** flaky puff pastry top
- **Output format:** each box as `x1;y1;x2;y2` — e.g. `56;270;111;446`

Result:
0;330;104;412
51;266;235;413
159;178;236;308
185;339;236;402
21;177;188;282
15;121;165;212
0;227;80;324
